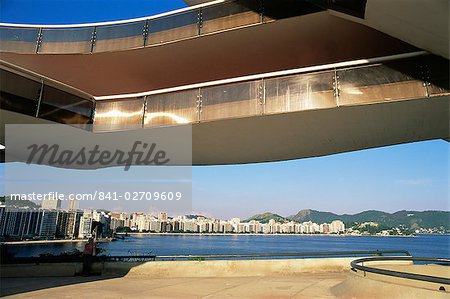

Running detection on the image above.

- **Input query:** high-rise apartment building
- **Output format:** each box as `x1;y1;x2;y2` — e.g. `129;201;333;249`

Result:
78;210;93;239
158;212;168;221
41;197;61;210
67;199;79;211
39;210;58;238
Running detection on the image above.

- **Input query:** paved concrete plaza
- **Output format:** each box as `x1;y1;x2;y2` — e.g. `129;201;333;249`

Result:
1;273;347;299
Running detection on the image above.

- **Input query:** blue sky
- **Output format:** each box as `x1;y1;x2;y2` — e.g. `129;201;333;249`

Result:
0;0;187;24
1;0;449;219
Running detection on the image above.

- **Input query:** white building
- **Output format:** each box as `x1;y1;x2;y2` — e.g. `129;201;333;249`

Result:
78;210;93;238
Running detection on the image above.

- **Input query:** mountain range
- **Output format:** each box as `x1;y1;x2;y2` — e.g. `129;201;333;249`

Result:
245;209;450;230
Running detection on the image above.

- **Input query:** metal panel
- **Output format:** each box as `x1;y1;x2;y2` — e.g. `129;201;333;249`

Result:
263;0;323;21
145;90;198;127
94;98;144;131
94;21;145;52
0;27;39;53
264;71;336;114
39;27;94;54
147;10;199;45
338;60;427;105
424;55;450;96
201;80;260;121
201;0;261;35
0;69;41;116
38;85;93;124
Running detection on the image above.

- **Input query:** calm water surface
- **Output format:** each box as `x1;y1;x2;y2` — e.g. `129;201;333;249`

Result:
7;234;450;258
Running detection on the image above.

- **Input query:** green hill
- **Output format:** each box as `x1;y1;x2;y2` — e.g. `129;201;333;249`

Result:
245;212;288;224
0;196;41;209
287;209;450;230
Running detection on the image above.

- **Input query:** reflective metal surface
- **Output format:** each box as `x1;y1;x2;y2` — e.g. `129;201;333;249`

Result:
265;71;336;114
201;80;260;121
94;98;144;131
94;22;146;52
0;0;286;54
147;10;199;45
424;55;450;96
38;85;93;124
39;28;94;54
338;59;427;105
0;69;41;116
1;54;448;131
201;0;261;34
0;27;39;53
145;90;199;127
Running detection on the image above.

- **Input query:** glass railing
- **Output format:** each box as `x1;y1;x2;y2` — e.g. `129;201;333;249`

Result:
1;53;448;131
94;98;145;131
90;54;449;131
0;63;95;125
0;0;270;54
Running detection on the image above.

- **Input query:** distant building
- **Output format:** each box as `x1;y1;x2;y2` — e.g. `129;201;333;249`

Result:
67;199;79;211
56;210;83;238
330;220;345;233
66;210;83;239
56;211;70;238
0;207;42;240
78;210;93;238
41;197;61;210
39;210;58;238
158;212;167;221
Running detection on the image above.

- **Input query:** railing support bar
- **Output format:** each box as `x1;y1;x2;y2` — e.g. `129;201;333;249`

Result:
35;79;44;117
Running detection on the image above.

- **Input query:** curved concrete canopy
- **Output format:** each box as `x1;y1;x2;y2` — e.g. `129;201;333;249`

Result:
1;95;449;167
187;0;449;59
0;12;417;97
331;0;449;59
0;1;448;168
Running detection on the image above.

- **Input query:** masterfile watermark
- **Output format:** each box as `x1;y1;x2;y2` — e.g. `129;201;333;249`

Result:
5;124;193;212
26;141;170;171
9;191;184;202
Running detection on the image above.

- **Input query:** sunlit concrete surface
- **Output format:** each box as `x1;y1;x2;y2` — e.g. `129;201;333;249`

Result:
2;260;448;298
1;273;347;299
0;257;358;278
333;265;450;299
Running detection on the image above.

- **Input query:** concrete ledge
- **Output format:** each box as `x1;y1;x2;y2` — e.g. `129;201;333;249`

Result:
0;263;83;278
0;257;414;278
332;265;450;299
103;257;358;277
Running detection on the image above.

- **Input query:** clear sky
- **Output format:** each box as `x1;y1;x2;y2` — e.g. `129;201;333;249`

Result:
0;0;188;24
1;0;449;219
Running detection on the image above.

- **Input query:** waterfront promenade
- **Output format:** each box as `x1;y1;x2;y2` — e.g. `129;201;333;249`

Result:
1;273;346;298
2;256;449;298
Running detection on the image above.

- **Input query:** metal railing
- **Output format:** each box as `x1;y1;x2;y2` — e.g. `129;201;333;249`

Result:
150;250;411;261
1;52;449;131
0;60;95;125
351;256;450;286
0;0;271;54
0;250;411;264
93;52;449;131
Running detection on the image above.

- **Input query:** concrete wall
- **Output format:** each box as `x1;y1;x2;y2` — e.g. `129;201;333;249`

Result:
1;257;358;278
333;269;449;299
0;257;414;278
104;257;359;277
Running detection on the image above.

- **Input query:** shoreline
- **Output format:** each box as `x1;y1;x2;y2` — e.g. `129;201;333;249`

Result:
2;238;112;245
4;233;447;245
116;232;417;238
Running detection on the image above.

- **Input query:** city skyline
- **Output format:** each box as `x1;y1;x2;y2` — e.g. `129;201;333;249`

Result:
3;203;448;241
1;139;449;219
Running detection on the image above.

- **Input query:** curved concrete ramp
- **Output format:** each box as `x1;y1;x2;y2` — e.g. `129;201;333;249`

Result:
333;264;450;299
